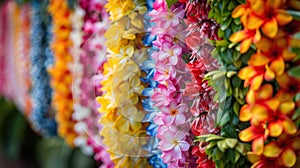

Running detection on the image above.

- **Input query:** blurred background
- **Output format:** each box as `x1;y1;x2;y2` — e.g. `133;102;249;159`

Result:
0;98;98;168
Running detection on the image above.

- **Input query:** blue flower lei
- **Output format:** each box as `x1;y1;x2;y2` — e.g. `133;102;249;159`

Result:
28;0;57;136
142;0;166;167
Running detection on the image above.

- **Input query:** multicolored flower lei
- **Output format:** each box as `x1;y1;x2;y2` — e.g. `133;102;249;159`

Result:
96;0;151;167
48;0;77;145
28;0;57;136
230;0;300;167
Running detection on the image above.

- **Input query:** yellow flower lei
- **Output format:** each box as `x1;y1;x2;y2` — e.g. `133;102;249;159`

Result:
48;0;77;146
96;0;151;167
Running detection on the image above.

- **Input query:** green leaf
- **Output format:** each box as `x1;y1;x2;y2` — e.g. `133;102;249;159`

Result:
287;10;300;20
166;0;177;8
288;66;300;78
292;108;300;120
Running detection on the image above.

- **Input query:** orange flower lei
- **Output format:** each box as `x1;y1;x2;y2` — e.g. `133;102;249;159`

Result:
230;0;300;167
48;0;77;146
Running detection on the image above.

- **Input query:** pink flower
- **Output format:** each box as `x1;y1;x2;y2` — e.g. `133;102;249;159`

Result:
154;62;176;82
152;0;167;12
152;44;182;65
151;84;176;107
159;130;190;161
160;101;187;125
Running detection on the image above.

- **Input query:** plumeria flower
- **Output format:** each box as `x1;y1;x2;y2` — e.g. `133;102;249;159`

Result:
159;130;190;161
152;44;182;65
154;62;176;82
151;84;176;107
160;101;187;125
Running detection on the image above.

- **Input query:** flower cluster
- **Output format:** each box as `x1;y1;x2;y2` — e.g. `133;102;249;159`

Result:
48;0;77;145
231;0;300;167
96;0;151;167
28;0;57;136
149;0;195;166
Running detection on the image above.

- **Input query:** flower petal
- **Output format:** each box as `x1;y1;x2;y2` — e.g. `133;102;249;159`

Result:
270;57;285;76
282;117;297;135
238;66;258;80
248;52;271;66
279;101;295;115
280;148;296;167
239;127;257;142
257;84;273;100
275;10;293;26
264;65;275;81
240;37;253;54
179;141;190;151
251;74;264;90
268;122;283;137
232;4;247;18
263;142;282;158
262;18;278;38
229;30;249;43
247;14;264;30
160;140;175;151
252;136;264;155
240;105;252;122
251;104;269;122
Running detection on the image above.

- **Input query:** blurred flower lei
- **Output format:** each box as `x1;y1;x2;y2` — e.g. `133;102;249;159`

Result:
48;0;77;145
141;0;167;167
12;4;32;116
229;0;300;167
0;2;7;96
148;0;196;167
182;1;221;167
71;0;114;167
96;0;152;167
28;0;57;136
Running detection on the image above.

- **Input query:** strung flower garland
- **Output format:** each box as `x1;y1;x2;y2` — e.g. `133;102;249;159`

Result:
11;4;32;116
72;0;113;166
182;1;220;167
141;0;167;167
230;0;300;167
96;0;153;167
28;0;57;136
149;0;196;167
0;2;7;96
48;0;77;145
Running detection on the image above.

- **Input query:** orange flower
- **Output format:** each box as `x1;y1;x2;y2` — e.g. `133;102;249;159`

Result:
229;28;261;53
232;0;293;38
238;65;265;90
276;72;300;101
247;37;296;77
239;123;269;155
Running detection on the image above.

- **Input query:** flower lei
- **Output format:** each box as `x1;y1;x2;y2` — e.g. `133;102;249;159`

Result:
141;0;167;167
0;2;7;96
149;0;195;167
96;0;151;167
72;0;114;166
48;0;77;145
28;0;57;136
230;0;300;167
11;4;32;116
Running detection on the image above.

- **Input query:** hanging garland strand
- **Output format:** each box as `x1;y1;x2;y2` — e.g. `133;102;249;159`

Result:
141;0;167;167
28;0;57;136
96;0;152;167
230;0;300;167
48;0;77;145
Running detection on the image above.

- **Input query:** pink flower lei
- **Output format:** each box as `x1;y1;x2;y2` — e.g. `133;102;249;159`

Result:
72;0;113;167
149;0;196;167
